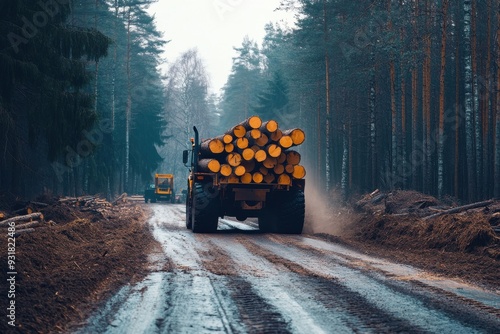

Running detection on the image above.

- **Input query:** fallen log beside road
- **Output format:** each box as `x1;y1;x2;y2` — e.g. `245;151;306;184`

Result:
422;199;495;221
0;212;44;227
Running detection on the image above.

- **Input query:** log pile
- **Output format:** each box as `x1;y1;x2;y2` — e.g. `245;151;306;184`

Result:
198;116;306;185
0;212;54;236
0;194;144;237
59;195;115;216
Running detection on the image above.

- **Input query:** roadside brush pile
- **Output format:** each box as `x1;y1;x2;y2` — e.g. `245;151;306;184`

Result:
353;190;500;258
0;194;153;333
197;116;306;185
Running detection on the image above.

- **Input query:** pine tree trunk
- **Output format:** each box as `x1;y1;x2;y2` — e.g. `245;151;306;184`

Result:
484;0;493;197
323;0;332;192
455;12;461;199
124;7;132;192
495;0;500;198
389;1;397;189
464;0;477;201
341;124;348;200
390;60;397;188
411;0;420;190
471;0;482;198
438;0;449;199
370;52;377;190
110;0;119;198
400;52;407;189
422;41;430;193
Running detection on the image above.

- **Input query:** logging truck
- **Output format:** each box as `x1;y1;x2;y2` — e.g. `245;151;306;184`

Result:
144;173;176;203
182;116;306;234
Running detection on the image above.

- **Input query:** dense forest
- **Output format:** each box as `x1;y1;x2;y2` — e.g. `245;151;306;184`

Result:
0;0;166;198
219;0;500;203
1;0;499;203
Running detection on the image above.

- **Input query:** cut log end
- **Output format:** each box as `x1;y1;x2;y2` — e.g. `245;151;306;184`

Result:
261;120;279;133
220;164;233;177
236;137;250;149
286;150;301;165
247;115;263;129
292;165;306;179
266;144;282;158
252;172;264;184
283;128;306;145
226;153;242;167
198;159;221;173
249;129;262;140
274;164;285;175
201;138;225;155
242;148;255;161
232;125;246;138
234;165;246;177
255;133;269;147
223;134;233;144
279;135;293;149
278;174;292;185
225;143;235;153
263;157;278;169
264;173;276;184
254;150;267;162
241;173;253;184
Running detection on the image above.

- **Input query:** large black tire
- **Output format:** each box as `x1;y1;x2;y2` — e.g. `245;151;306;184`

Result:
258;201;278;233
192;183;220;233
186;191;193;229
259;189;305;234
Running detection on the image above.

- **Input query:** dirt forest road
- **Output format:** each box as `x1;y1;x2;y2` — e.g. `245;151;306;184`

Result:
77;204;500;334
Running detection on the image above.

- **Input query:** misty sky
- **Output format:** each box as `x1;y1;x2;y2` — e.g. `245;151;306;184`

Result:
148;0;295;93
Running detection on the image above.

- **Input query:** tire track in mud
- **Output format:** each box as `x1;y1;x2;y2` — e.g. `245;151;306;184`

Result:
267;234;500;326
148;211;296;333
240;239;425;333
247;235;494;333
224;278;292;333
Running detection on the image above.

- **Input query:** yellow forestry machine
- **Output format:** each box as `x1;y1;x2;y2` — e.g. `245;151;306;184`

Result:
182;116;306;234
144;173;176;203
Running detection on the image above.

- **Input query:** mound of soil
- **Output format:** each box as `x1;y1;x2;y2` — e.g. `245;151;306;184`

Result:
357;212;498;255
342;190;500;289
0;197;156;333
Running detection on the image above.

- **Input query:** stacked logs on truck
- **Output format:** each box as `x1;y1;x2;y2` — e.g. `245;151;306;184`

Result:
197;116;306;185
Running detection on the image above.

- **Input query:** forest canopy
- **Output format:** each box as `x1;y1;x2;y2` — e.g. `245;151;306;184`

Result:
0;0;168;198
1;0;499;204
218;0;500;203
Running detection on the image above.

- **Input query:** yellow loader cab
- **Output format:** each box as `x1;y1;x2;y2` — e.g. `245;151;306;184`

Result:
144;173;175;203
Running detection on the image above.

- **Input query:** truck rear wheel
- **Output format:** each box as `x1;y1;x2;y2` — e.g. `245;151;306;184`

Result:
259;189;304;234
186;192;193;229
279;189;305;234
192;183;220;233
258;201;278;232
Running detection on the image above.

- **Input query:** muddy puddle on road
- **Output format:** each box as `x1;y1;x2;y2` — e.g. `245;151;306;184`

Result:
76;204;500;334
